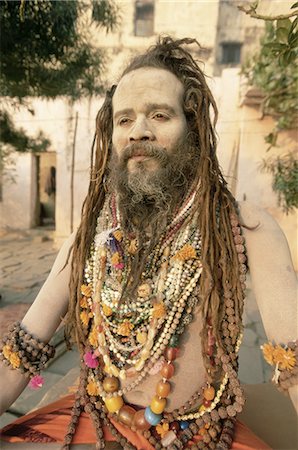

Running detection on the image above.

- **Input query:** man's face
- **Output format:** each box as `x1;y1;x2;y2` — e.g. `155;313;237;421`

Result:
112;67;187;174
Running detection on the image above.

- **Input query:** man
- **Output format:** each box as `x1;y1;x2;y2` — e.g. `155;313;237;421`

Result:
0;37;297;450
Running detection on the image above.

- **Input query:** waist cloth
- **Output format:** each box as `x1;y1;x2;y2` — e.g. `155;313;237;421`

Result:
0;394;271;449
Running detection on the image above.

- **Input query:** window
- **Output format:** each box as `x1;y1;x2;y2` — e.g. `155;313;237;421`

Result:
221;42;242;64
135;0;154;37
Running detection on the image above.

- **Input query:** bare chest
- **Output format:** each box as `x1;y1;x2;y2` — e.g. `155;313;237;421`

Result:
123;309;206;411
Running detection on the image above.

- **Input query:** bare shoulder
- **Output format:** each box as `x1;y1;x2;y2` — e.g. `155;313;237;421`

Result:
237;200;293;266
237;203;297;342
238;201;283;234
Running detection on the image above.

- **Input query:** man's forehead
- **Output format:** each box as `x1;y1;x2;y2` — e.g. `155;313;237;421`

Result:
112;67;184;112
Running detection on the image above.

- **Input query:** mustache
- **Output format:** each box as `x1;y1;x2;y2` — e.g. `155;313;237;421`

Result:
120;142;169;165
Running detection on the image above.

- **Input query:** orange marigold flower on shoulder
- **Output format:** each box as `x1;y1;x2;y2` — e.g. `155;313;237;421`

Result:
156;422;169;438
274;346;296;370
152;302;166;319
81;284;92;298
80;296;88;308
261;342;275;365
102;303;113;317
80;310;90;327
9;352;21;369
2;344;12;360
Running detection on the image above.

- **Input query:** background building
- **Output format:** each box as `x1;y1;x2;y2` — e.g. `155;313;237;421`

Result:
0;0;296;267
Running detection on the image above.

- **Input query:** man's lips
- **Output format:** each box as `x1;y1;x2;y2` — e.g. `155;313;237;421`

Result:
129;153;151;162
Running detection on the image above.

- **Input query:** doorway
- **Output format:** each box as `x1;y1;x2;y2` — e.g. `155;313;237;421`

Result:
36;152;56;228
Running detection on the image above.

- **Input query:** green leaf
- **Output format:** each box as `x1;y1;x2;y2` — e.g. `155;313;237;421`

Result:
290;1;298;9
264;42;287;51
276;27;289;43
277;18;292;31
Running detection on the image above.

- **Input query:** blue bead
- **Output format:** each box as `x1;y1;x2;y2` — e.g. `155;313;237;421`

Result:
180;420;189;430
144;407;162;426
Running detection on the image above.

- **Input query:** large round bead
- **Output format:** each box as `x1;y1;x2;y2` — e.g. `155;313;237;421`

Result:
118;405;136;427
156;380;171;398
144;406;162;426
150;396;166;414
203;386;215;401
104;395;123;413
103;376;119;393
132;409;151;431
160;362;175;379
165;347;178;361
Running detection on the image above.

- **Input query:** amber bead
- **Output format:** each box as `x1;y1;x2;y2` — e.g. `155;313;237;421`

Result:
118;405;136;427
132;409;151;431
156;380;171;398
103;376;119;393
203;398;212;407
104;395;124;413
165;347;178;361
160;362;175;379
169;421;179;433
203;386;215;401
150;396;167;414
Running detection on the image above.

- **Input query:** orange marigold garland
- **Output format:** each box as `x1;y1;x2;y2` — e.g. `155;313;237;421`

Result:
261;340;298;392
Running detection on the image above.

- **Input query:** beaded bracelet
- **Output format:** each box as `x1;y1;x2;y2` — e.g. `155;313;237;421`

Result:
261;339;298;394
0;321;55;389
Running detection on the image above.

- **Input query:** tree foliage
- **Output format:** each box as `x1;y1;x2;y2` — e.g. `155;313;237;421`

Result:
241;1;298;213
0;0;118;168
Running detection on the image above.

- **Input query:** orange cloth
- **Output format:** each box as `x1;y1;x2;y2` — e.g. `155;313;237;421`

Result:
1;394;271;449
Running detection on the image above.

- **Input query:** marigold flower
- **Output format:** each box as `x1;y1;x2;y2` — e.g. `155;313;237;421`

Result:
86;380;100;396
9;352;21;369
113;230;123;241
152;302;166;319
102;303;113;317
128;239;138;254
117;320;134;336
80;296;88;308
172;244;196;262
2;344;12;360
88;327;98;348
80;310;90;327
156;422;169;438
81;284;92;298
274;346;296;370
261;342;275;365
111;252;121;266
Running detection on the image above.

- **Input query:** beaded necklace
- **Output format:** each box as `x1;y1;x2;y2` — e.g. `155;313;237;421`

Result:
74;194;247;450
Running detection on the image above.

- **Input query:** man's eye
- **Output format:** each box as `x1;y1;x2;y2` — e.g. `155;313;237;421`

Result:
118;118;130;125
153;113;168;120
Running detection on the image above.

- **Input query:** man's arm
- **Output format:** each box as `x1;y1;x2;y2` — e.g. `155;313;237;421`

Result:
239;201;297;411
0;233;75;415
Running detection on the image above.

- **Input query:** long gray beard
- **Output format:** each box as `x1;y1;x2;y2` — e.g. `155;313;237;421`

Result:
109;134;199;235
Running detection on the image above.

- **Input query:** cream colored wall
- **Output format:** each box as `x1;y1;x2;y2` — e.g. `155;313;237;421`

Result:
90;0;220;82
0;98;103;236
215;69;297;270
0;153;35;230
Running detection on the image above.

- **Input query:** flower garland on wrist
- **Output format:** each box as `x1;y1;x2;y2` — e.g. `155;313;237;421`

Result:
261;340;298;393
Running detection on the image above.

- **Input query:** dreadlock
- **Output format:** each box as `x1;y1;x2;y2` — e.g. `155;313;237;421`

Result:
65;36;245;370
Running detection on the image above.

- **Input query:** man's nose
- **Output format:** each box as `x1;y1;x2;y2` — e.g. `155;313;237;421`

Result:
129;118;155;142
